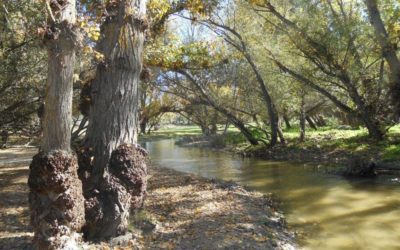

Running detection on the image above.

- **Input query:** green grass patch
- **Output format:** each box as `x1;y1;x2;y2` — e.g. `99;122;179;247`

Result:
382;144;400;161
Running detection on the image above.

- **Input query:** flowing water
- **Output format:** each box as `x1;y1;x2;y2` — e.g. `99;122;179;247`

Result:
142;139;400;250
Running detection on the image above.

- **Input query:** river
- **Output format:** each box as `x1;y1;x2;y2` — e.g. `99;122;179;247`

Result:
142;139;400;250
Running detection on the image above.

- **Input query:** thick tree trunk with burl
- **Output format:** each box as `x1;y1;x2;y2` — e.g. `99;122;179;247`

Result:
83;144;147;241
81;0;148;240
28;1;85;249
29;151;85;249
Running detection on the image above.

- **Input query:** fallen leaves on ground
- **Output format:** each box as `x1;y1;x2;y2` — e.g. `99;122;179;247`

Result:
0;149;296;250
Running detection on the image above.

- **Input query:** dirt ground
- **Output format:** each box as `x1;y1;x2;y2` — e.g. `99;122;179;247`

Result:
0;147;296;250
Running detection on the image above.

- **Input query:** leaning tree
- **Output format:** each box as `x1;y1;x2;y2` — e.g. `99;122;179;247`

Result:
364;0;400;120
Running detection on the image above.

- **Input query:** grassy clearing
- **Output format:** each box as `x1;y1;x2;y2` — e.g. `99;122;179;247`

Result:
282;125;400;162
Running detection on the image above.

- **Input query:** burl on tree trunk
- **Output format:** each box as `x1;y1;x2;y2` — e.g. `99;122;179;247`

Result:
28;151;85;249
28;0;85;247
81;144;147;241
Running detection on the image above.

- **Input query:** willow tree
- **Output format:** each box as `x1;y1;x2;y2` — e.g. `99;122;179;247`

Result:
247;0;387;140
28;0;85;249
80;0;148;240
202;19;283;146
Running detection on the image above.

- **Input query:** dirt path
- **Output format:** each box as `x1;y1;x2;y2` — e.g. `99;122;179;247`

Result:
0;148;296;250
0;148;35;250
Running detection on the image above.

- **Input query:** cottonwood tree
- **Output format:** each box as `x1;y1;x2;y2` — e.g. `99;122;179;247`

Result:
28;0;85;248
79;0;148;240
73;0;222;240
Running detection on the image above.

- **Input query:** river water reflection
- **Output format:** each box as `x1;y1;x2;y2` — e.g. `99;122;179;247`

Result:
143;139;400;249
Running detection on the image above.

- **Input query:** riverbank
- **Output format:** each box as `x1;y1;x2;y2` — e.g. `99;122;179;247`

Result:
137;166;296;249
166;125;400;173
0;148;296;249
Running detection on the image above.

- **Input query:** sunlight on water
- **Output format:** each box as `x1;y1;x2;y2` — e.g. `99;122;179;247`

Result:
143;139;400;250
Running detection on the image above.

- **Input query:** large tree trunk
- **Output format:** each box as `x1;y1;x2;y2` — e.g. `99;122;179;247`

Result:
28;1;85;249
82;0;148;241
86;0;146;183
365;0;400;119
82;144;147;241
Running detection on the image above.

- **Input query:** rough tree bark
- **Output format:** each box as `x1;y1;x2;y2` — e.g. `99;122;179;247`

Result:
82;144;147;241
28;0;85;249
85;0;147;183
365;0;400;119
81;0;148;241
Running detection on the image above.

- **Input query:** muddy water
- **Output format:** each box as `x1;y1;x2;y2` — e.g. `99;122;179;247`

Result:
143;139;400;250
